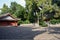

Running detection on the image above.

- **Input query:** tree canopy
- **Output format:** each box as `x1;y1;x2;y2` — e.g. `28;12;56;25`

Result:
0;0;60;25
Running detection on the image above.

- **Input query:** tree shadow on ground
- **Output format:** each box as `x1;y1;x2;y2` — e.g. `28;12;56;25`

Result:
47;27;60;40
0;27;46;40
49;27;60;34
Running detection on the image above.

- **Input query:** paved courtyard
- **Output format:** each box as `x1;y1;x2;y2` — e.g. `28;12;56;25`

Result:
0;24;60;40
0;27;46;40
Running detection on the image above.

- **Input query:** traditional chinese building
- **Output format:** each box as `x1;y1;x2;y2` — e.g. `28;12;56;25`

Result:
0;13;19;27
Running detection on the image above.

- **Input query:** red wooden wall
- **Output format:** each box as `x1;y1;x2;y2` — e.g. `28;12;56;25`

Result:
0;21;18;26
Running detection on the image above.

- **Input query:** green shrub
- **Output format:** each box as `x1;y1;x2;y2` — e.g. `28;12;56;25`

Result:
23;20;30;24
39;21;48;27
50;19;60;24
18;20;23;25
18;20;30;25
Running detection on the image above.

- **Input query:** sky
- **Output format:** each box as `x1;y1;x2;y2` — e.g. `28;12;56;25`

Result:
0;0;26;8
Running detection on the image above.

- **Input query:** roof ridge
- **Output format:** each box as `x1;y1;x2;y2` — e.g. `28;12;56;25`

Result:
0;13;20;21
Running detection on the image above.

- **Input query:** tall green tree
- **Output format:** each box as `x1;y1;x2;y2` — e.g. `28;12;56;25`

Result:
25;0;60;22
1;4;9;14
10;2;28;21
25;0;41;23
10;2;18;14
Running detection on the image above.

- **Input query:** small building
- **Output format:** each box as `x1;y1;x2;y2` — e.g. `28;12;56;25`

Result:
0;13;19;27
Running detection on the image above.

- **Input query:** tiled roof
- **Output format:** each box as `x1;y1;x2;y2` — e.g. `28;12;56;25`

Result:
0;13;20;21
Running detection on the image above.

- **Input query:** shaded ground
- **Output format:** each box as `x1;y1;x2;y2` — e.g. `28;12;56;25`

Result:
34;27;60;40
0;26;46;40
0;24;60;40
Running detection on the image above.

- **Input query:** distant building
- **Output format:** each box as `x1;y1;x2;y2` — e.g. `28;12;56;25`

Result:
0;13;19;27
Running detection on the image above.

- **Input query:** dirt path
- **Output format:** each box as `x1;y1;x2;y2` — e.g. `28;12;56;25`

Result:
34;32;60;40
